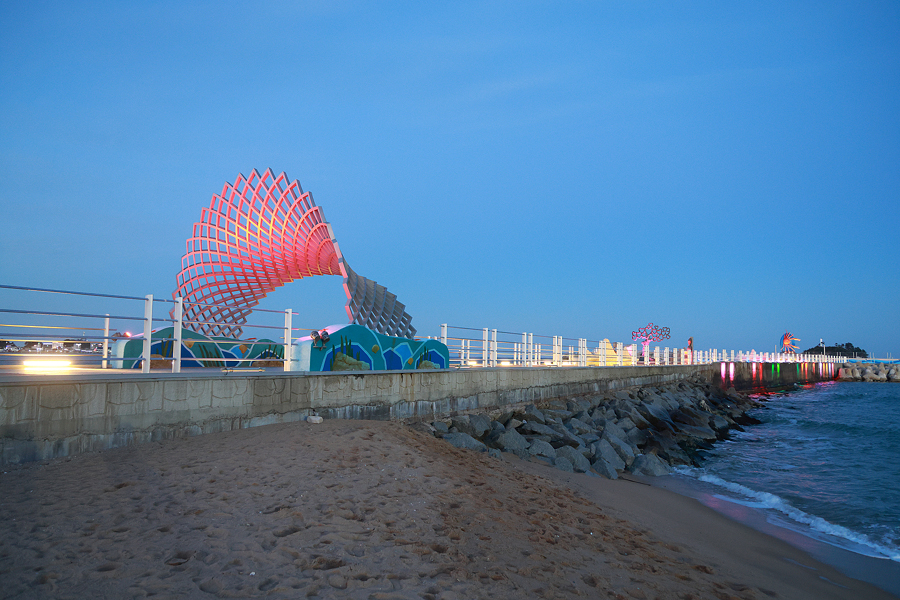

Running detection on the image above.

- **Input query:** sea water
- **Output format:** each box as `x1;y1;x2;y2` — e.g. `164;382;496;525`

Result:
671;381;900;593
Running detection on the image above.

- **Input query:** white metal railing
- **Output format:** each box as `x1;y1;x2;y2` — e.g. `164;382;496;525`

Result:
0;285;854;376
435;324;848;369
0;284;314;373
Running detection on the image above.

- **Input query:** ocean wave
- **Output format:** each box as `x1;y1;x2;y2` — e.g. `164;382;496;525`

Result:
675;469;900;562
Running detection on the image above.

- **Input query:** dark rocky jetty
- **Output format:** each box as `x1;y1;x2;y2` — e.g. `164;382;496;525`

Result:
420;376;763;478
838;363;900;382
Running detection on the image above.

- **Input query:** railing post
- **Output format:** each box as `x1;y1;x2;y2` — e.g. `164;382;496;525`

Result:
526;333;533;366
284;309;292;371
521;333;527;366
142;295;153;373
482;328;489;368
102;314;110;369
491;329;498;367
173;297;183;373
440;323;447;347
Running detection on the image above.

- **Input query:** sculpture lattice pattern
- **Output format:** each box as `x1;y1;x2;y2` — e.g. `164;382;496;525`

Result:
172;169;416;339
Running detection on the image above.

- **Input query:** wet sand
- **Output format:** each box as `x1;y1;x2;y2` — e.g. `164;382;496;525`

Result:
0;419;894;599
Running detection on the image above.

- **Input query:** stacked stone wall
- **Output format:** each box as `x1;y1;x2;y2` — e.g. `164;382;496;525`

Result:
0;361;837;465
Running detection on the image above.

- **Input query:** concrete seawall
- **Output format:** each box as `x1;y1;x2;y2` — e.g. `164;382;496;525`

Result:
0;361;836;465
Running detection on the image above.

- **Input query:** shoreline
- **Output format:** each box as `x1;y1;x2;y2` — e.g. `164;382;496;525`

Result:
1;418;895;599
651;471;900;598
514;455;900;600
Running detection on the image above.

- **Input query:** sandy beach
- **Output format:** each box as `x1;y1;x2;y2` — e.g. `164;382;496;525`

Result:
0;419;893;600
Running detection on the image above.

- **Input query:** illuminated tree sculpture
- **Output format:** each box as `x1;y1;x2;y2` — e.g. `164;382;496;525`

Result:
171;169;415;339
632;323;671;363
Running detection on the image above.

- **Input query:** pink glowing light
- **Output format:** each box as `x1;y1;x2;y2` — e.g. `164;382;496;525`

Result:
632;323;671;361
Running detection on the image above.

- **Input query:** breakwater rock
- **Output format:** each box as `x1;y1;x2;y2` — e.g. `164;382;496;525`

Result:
837;363;900;382
421;377;762;479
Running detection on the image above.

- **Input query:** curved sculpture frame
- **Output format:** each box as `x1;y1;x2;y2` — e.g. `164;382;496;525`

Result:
172;169;415;339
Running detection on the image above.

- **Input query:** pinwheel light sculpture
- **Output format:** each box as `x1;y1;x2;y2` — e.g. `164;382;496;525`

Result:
778;332;800;353
172;169;415;339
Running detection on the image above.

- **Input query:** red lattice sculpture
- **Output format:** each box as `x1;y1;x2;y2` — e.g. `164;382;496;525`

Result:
172;169;415;339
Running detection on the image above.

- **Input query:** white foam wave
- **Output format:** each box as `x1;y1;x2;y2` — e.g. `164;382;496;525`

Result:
677;469;900;562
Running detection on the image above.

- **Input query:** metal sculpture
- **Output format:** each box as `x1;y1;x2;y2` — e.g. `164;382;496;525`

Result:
778;332;800;353
172;169;415;339
632;323;671;363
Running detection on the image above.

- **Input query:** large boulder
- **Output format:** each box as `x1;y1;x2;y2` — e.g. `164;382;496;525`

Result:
590;439;625;472
710;414;730;435
616;417;637;432
625;427;650;447
600;432;635;467
486;428;530;457
442;433;487;453
519;421;560;439
628;453;671;476
566;418;595;436
862;369;885;382
450;414;491;439
528;439;557;460
674;422;718;443
626;409;652;430
543;408;573;422
555;446;592;473
597;419;628;441
517;405;547;425
635;402;676;431
591;457;619;480
547;422;585;448
554;456;575;472
580;431;601;445
838;367;856;381
567;398;593;414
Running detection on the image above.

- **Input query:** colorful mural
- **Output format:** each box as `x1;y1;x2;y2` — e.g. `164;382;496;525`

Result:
112;327;285;369
111;323;449;371
291;324;449;372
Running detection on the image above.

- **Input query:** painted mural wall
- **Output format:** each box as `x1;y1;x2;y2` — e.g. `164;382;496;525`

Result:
291;324;449;372
111;324;449;372
111;327;285;369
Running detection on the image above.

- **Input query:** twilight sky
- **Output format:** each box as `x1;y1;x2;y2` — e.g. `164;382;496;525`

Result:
1;1;898;356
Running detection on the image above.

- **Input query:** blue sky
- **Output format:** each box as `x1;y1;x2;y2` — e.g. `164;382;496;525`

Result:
1;1;898;356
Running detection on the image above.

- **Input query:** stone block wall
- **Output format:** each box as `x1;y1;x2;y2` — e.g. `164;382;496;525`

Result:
0;360;838;465
0;365;704;464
